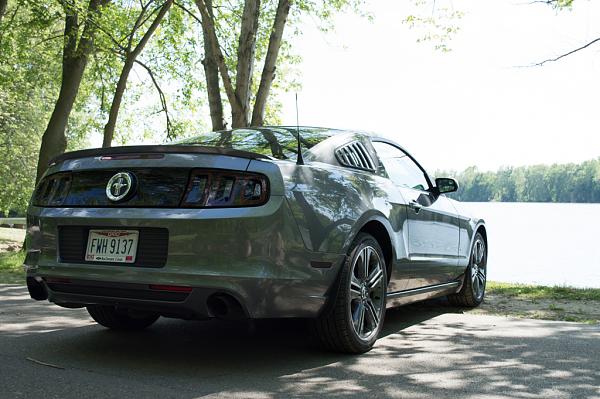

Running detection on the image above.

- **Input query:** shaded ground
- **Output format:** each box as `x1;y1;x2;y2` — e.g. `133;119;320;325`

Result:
1;284;599;399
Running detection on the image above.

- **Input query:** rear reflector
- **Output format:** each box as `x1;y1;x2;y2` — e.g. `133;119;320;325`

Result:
149;284;193;293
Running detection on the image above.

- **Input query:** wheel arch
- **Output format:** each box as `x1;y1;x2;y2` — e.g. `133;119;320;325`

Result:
475;223;488;251
353;216;396;284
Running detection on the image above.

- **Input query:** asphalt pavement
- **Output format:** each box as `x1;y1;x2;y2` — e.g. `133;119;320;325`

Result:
1;284;598;399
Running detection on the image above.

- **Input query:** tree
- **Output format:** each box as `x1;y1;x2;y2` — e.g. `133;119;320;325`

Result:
36;0;110;181
442;158;600;203
193;0;362;130
102;0;174;147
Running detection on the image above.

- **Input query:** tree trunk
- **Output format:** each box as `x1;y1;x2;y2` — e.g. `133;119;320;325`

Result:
195;0;244;123
36;58;88;181
36;0;108;181
102;0;173;147
102;58;134;147
0;0;7;24
232;0;260;128
202;0;225;131
251;0;290;126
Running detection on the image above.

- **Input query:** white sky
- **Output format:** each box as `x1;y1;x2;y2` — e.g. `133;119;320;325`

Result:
279;0;600;172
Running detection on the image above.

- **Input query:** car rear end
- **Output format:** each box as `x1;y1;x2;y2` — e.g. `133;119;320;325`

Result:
24;143;342;320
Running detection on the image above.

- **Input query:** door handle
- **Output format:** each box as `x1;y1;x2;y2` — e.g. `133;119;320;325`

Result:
409;200;422;213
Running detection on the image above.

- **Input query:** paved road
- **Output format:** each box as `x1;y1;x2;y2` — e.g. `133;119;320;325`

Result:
1;284;599;399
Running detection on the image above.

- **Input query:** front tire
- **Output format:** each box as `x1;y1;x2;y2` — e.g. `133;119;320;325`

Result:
448;232;487;307
313;233;387;354
87;305;159;330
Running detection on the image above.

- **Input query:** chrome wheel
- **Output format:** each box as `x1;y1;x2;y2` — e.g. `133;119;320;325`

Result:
471;237;487;301
349;246;385;340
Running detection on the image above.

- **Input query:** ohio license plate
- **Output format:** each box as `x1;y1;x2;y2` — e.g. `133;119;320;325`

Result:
85;230;139;263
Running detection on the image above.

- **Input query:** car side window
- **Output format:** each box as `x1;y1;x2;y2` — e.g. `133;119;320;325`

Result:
372;141;429;191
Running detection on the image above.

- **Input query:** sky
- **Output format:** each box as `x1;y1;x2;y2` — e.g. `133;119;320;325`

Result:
278;0;600;172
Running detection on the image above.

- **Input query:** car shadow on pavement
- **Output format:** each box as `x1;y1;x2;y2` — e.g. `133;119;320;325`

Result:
1;284;599;398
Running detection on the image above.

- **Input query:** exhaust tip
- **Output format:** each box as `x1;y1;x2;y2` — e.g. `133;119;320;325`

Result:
206;294;245;319
26;276;48;300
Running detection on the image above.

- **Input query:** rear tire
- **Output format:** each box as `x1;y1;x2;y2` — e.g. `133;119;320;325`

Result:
448;232;487;307
313;233;387;354
87;305;159;330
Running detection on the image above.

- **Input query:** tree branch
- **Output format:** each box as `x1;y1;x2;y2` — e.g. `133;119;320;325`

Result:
126;0;153;51
134;59;173;140
174;1;202;24
130;0;173;59
534;37;600;66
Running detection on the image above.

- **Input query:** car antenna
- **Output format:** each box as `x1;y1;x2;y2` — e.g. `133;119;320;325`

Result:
295;93;304;165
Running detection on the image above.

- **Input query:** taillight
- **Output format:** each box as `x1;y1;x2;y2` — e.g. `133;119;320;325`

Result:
181;169;269;208
32;173;72;207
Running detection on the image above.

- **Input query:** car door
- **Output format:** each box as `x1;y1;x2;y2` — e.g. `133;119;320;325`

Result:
371;140;461;288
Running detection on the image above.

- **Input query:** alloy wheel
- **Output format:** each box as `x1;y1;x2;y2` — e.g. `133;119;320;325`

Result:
471;238;487;301
349;246;385;340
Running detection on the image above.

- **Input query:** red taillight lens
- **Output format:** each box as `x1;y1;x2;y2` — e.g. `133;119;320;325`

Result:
181;169;269;208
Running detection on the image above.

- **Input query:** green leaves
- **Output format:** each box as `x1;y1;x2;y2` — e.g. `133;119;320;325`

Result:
403;0;463;53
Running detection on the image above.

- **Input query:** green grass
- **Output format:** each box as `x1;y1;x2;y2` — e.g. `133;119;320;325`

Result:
487;281;600;301
0;249;25;284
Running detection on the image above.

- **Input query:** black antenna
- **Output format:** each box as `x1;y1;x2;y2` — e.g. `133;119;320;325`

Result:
295;93;304;165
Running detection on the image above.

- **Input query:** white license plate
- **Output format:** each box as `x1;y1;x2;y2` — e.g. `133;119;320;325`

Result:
85;230;139;263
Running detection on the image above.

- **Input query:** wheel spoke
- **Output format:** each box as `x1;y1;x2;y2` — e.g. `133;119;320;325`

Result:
367;266;383;290
361;247;370;280
366;298;380;328
353;302;366;334
476;241;485;264
350;276;362;300
477;270;486;286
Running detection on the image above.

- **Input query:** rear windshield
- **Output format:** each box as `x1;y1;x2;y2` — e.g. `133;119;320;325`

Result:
176;127;339;160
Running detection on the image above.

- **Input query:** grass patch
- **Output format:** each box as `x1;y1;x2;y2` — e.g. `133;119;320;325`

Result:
0;249;25;284
487;281;600;301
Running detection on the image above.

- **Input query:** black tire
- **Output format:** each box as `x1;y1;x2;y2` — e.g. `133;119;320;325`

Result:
87;305;159;331
448;232;487;307
312;233;388;354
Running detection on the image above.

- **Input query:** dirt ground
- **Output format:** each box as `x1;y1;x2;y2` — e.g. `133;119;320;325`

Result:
471;291;600;324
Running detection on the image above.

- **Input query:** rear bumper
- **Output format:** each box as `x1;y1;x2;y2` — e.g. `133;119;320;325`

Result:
26;276;329;319
26;275;336;319
24;196;344;318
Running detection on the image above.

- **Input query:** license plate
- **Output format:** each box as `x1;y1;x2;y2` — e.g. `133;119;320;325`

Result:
85;230;139;263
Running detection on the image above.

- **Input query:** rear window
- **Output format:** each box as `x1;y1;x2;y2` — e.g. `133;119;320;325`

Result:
176;127;339;160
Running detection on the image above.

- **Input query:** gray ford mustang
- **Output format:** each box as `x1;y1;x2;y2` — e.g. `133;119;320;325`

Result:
25;127;487;353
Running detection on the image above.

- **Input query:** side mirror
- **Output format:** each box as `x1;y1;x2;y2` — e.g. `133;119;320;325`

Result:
435;177;459;194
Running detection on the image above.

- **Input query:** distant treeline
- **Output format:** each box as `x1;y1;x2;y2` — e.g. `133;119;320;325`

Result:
440;158;600;203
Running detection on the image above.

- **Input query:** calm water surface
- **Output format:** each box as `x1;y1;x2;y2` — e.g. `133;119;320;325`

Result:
464;202;600;288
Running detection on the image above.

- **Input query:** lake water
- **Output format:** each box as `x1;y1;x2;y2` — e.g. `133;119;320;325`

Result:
465;202;600;288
